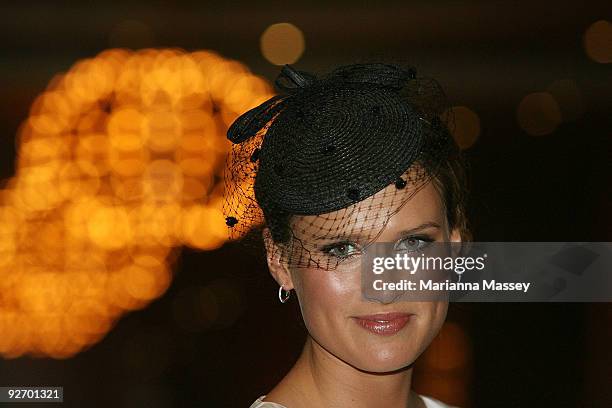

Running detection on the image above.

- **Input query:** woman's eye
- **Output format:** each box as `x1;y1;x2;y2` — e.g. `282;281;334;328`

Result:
394;236;432;252
324;242;360;259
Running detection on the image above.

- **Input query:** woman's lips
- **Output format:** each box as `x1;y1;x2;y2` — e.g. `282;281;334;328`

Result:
352;312;413;336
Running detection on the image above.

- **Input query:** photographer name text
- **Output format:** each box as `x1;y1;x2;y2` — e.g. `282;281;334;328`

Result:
372;279;531;293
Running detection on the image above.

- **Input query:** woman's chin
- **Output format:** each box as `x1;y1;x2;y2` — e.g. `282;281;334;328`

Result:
348;350;416;374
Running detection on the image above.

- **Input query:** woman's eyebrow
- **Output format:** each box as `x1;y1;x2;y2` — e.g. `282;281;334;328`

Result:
313;221;441;241
313;232;369;241
396;221;441;237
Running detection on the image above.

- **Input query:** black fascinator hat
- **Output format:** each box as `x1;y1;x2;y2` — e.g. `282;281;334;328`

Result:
223;62;458;270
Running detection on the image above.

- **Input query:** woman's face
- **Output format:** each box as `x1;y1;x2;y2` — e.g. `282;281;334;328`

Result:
268;179;460;373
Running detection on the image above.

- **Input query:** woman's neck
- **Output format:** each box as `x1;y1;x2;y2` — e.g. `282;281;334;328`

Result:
266;336;424;408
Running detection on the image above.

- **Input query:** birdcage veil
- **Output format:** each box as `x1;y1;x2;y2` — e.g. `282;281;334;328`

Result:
222;62;458;271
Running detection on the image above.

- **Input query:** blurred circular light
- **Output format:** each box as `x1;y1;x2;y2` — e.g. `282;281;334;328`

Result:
203;278;245;329
260;22;305;65
422;322;471;372
443;106;480;150
172;286;219;332
517;92;562;136
583;20;612;64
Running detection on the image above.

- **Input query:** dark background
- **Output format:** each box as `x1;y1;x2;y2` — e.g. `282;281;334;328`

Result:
0;1;610;407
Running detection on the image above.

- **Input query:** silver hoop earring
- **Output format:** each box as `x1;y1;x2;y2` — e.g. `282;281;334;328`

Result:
278;285;291;303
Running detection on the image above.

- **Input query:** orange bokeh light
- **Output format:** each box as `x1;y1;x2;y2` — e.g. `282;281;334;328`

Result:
0;48;274;358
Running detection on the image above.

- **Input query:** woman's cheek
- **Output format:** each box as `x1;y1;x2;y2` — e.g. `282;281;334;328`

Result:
419;301;449;350
295;268;356;327
433;301;449;331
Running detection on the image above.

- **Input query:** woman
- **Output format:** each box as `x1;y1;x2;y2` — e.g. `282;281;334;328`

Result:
223;62;470;408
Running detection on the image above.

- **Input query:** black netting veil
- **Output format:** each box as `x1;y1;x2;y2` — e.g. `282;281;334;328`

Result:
223;62;457;270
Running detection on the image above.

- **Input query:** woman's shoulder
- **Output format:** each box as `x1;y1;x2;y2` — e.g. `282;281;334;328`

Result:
248;395;287;408
249;394;458;408
420;394;459;408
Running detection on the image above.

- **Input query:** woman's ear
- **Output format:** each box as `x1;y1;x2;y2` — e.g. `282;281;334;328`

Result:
449;227;463;257
262;227;295;290
450;227;462;243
